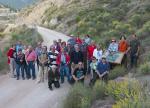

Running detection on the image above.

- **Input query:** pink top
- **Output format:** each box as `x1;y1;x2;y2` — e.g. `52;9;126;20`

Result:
25;50;37;62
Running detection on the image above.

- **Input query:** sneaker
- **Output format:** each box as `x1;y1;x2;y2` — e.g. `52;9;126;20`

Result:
17;77;19;80
32;77;36;80
22;77;25;80
61;80;64;84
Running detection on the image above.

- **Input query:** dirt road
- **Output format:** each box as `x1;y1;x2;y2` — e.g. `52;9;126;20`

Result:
0;26;70;108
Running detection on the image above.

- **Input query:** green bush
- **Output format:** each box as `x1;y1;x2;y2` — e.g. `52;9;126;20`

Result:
108;66;126;80
91;81;106;101
138;62;150;75
113;97;150;108
63;83;92;108
106;80;142;100
0;46;9;72
111;80;150;108
11;25;43;47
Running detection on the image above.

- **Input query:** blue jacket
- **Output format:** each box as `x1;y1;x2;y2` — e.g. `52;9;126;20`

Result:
97;61;110;74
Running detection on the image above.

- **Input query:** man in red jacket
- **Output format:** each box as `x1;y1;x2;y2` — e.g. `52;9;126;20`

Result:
7;44;16;78
56;47;70;83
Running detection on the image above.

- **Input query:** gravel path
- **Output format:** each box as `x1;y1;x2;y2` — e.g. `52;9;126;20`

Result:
0;26;70;108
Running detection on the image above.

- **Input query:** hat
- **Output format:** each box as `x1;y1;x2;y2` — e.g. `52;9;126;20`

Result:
102;55;106;59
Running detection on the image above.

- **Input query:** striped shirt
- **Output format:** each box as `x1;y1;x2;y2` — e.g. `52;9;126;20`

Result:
48;50;59;66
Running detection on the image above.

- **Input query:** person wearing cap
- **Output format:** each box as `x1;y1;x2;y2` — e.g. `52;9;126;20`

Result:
37;46;48;83
48;65;60;90
96;55;110;82
48;45;59;67
14;48;26;80
56;47;70;83
90;57;98;81
108;38;118;54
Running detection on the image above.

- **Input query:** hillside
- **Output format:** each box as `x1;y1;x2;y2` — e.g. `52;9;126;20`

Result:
0;0;38;10
21;0;150;45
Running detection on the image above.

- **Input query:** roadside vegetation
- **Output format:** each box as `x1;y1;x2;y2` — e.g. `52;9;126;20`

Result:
0;25;42;73
63;79;150;108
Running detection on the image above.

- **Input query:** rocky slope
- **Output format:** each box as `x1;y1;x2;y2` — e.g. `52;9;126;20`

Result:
19;0;149;42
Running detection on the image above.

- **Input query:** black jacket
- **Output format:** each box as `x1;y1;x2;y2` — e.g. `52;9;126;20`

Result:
71;51;83;64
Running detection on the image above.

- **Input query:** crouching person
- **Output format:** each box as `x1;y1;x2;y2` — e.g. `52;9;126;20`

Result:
71;62;85;84
48;65;60;91
92;55;110;85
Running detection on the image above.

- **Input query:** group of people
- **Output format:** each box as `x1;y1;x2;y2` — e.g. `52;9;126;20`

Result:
7;33;140;90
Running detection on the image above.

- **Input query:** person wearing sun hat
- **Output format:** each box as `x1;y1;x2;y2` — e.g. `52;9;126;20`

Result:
108;38;118;54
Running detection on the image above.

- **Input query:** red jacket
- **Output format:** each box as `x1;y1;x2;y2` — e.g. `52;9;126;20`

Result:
87;45;96;60
7;48;15;64
56;53;70;65
76;37;82;44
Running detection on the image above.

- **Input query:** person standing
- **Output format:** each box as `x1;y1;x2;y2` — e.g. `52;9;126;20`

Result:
53;40;61;52
56;48;70;83
16;41;23;53
87;40;96;73
127;34;140;68
70;44;84;74
84;34;92;45
118;36;128;67
93;44;103;61
25;46;37;80
48;65;60;90
14;49;26;80
7;44;16;78
37;46;48;83
48;46;59;67
108;38;118;54
35;42;42;69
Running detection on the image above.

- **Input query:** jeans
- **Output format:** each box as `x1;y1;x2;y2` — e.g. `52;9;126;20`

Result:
60;64;70;82
27;61;36;79
16;64;24;79
9;58;16;77
37;66;48;82
130;53;138;68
